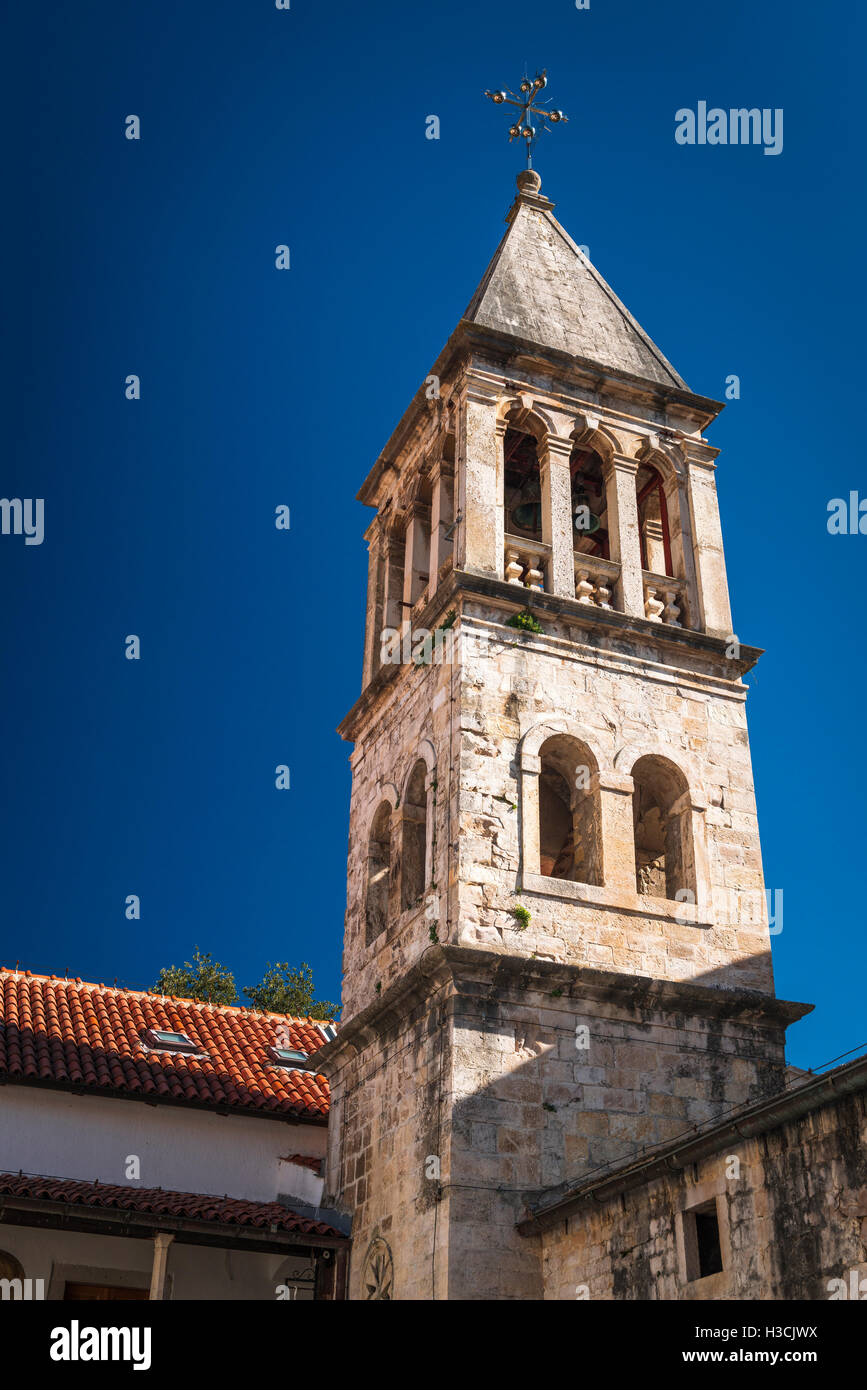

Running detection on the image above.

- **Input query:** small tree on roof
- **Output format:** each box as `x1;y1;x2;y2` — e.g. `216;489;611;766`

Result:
151;949;237;1006
243;961;337;1020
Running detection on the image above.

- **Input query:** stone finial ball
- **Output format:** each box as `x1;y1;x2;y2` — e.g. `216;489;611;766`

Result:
516;169;542;195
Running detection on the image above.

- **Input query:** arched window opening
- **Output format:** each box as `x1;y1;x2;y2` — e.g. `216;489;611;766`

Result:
400;760;428;911
636;464;672;576
538;736;603;886
570;448;609;559
366;803;392;945
631;755;693;901
504;427;543;541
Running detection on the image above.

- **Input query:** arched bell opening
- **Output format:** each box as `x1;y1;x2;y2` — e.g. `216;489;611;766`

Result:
636;463;673;576
504;427;543;541
570;447;609;559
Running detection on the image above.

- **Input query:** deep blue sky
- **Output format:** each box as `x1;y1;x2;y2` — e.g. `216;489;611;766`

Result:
1;1;862;1068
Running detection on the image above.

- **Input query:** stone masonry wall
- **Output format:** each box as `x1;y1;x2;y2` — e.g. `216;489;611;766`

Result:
322;976;452;1301
318;947;796;1301
329;594;794;1299
538;1087;867;1301
340;651;457;1022
442;950;791;1299
454;597;775;994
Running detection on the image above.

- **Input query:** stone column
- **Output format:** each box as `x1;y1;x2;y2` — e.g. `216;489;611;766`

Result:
149;1232;174;1301
362;517;385;687
540;434;576;598
603;454;645;619
428;459;455;597
402;503;432;613
594;771;636;895
455;377;503;579
682;441;733;638
662;468;699;630
382;530;405;638
671;788;711;917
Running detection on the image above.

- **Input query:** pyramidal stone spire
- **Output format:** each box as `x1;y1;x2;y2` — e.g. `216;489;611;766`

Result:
463;170;688;390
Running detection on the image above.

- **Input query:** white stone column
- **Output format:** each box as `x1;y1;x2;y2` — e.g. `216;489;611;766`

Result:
671;788;711;917
382;530;405;637
603;455;645;618
682;442;733;638
402;503;431;612
428;459;454;597
494;416;506;550
540;434;576;598
149;1232;174;1301
662;469;699;630
362;518;384;687
456;378;503;579
594;771;636;894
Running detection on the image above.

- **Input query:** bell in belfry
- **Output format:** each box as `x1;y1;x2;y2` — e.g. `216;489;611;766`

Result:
510;472;543;532
573;483;601;534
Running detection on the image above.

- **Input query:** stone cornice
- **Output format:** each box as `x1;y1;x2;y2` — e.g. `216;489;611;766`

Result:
458;324;725;423
306;943;812;1078
448;569;759;671
338;567;762;744
355;323;725;507
304;947;456;1075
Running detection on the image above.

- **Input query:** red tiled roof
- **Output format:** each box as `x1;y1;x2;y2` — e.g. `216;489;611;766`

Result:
0;1171;344;1239
0;969;333;1120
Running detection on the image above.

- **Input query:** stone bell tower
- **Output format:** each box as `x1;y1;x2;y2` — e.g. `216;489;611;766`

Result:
310;170;809;1301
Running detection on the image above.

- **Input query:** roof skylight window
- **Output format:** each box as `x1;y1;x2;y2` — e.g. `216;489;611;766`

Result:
269;1045;308;1066
145;1028;198;1053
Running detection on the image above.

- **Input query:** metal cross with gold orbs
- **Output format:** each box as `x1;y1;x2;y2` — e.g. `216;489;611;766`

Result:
484;69;567;169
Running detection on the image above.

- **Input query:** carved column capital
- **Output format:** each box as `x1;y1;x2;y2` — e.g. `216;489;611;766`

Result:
680;437;720;471
460;370;503;408
406;499;432;524
539;432;573;462
605;451;641;477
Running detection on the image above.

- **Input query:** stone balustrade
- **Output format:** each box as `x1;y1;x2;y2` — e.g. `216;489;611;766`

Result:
573;553;620;610
504;535;549;591
642;571;687;627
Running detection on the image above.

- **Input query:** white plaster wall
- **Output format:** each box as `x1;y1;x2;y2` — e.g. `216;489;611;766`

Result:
0;1086;325;1206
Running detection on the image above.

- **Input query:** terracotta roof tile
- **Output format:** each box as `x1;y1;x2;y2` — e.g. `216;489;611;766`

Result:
0;1171;344;1239
0;969;333;1121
